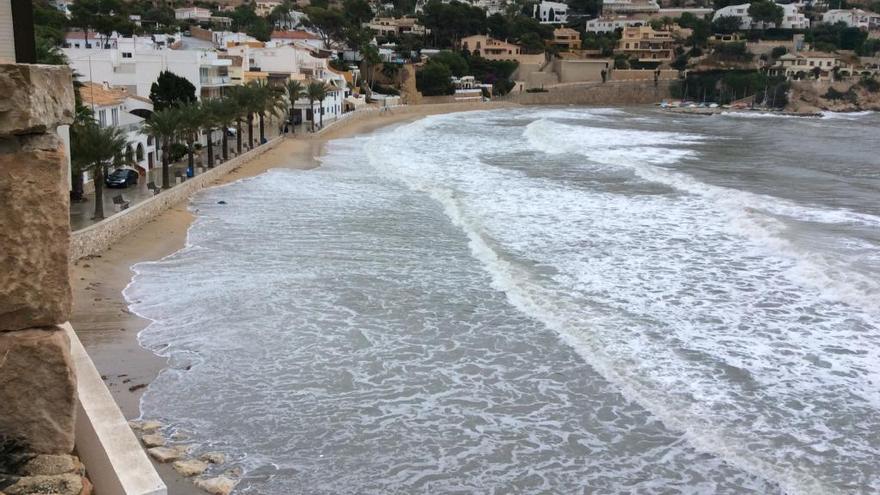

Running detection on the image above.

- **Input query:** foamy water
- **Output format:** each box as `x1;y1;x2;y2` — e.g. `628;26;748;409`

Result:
126;107;880;494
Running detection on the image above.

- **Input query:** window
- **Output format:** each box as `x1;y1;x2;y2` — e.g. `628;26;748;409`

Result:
98;109;107;127
111;108;119;126
122;52;132;58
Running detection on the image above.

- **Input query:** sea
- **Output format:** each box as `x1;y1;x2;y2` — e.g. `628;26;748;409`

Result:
124;107;880;494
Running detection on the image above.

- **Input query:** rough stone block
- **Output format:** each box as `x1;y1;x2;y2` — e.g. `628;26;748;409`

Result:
0;64;74;136
0;328;76;454
0;134;72;331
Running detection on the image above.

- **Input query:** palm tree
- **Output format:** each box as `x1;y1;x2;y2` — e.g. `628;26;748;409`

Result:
286;80;305;134
250;81;283;143
316;84;330;129
179;102;202;174
306;81;326;132
200;99;224;167
144;107;182;189
70;121;130;220
214;97;238;161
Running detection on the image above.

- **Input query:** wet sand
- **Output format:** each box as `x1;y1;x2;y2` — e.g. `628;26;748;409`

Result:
68;103;509;493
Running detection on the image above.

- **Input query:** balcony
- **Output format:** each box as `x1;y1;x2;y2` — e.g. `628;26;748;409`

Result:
200;75;232;86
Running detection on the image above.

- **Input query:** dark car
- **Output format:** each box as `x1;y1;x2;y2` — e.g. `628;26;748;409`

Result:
105;169;139;188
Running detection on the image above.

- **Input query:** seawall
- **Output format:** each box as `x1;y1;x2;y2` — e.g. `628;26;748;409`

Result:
70;137;284;261
505;80;674;106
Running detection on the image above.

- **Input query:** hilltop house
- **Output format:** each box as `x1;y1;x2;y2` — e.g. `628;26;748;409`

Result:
601;0;660;15
552;28;582;51
586;15;648;33
713;2;810;30
822;9;880;29
459;35;546;64
768;51;842;80
533;1;569;24
617;25;674;63
364;17;428;37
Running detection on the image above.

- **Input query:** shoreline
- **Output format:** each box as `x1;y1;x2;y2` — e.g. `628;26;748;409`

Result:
68;102;512;493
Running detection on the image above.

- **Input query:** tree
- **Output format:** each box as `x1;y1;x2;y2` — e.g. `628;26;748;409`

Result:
748;0;783;28
70;121;130;220
712;15;742;34
486;13;510;40
149;71;196;111
306;81;327;131
214;97;239;161
431;51;468;77
200;99;223;167
144;107;182;189
304;7;347;48
342;0;374;25
247;18;273;42
360;44;382;90
416;61;454;96
178;103;202;174
420;0;488;48
286;80;305;134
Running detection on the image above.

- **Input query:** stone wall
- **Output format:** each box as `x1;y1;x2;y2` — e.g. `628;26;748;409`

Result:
70;136;284;261
504;80;674;106
0;63;77;455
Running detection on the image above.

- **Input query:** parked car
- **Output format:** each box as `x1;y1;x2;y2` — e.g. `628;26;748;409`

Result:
105;168;139;188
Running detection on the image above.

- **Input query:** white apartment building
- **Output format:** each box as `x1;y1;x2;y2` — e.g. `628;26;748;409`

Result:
255;0;282;17
586;15;647;33
713;2;809;30
822;9;880;29
63;46;234;100
225;43;347;129
63;31;173;50
175;7;213;22
601;0;659;15
533;1;568;23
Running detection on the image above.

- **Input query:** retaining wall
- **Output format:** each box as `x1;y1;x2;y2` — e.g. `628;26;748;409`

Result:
505;80;674;106
70;137;283;261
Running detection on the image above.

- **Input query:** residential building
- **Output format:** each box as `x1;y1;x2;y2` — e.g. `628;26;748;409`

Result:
713;2;809;30
552;28;582;51
175;7;213;22
768;51;841;80
63;46;234;100
586;15;648;33
617;25;674;62
364;17;428;37
822;9;880;29
78;81;158;179
459;34;547;64
533;1;569;23
270;30;326;50
63;31;173;50
602;0;660;15
255;0;282;16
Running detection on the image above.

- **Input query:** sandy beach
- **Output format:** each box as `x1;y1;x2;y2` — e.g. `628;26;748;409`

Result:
68;102;510;492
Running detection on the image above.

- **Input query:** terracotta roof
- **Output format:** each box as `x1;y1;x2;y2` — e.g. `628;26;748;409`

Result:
270;30;320;40
65;31;101;40
80;82;127;107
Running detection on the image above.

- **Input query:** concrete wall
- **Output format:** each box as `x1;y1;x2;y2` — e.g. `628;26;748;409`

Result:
505;80;674;106
0;0;14;63
70;136;283;261
611;69;679;81
554;58;611;84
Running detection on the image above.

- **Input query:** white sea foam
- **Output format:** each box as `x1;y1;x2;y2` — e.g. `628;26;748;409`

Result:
127;106;880;494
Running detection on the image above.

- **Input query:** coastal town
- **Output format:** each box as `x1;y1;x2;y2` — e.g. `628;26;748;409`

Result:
9;0;880;219
0;0;879;491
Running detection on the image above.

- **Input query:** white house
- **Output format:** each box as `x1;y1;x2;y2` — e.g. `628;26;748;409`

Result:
269;30;326;50
822;9;880;29
175;7;213;22
601;0;659;15
78;81;158;180
713;2;809;30
63;31;171;50
533;1;568;23
63;46;234;100
586;15;647;33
